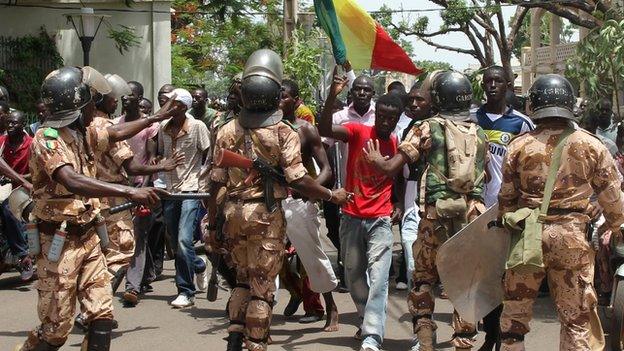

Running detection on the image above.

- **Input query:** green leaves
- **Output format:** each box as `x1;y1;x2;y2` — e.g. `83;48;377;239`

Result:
566;18;624;110
107;25;142;55
283;29;324;107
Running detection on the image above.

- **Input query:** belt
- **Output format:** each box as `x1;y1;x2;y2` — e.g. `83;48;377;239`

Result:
38;220;95;237
546;208;584;215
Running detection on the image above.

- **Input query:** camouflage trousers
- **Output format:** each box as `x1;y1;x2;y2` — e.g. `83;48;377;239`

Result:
500;215;599;351
21;229;113;349
103;206;135;274
223;200;285;351
408;201;482;346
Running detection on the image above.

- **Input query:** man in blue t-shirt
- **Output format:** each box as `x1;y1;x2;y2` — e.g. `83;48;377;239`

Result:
471;66;534;351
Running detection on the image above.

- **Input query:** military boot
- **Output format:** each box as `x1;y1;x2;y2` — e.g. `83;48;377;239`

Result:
225;332;244;351
84;319;113;351
14;340;61;351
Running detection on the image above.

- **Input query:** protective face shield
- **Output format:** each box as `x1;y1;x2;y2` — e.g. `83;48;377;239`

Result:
430;71;473;122
104;74;132;100
239;49;284;129
528;74;576;121
41;66;111;129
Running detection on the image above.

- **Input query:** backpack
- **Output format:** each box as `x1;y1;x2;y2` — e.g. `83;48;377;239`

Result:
429;117;485;195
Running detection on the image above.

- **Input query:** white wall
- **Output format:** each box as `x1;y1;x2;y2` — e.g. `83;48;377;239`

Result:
0;0;172;105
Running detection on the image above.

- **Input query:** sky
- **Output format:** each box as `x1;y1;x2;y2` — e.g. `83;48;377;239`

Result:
356;0;518;70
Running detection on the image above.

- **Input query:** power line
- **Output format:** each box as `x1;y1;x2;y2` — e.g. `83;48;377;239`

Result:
1;1;585;16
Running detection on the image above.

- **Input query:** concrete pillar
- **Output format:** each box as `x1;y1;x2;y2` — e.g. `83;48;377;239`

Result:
151;1;171;104
284;0;298;44
529;8;545;87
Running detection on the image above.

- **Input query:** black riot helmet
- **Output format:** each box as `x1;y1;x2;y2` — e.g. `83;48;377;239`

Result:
40;66;111;129
430;71;473;121
528;74;576;121
239;49;284;129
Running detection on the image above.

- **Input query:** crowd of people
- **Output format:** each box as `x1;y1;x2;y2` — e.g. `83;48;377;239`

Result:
0;47;623;351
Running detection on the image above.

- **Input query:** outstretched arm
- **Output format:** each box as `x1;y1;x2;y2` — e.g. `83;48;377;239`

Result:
363;139;409;177
53;165;166;206
304;123;333;187
123;151;185;176
107;95;178;143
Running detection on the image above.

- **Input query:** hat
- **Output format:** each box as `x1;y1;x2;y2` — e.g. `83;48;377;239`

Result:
164;88;192;109
104;74;132;99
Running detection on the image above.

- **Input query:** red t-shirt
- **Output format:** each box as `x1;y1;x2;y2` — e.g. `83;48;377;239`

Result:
342;123;397;218
0;133;33;175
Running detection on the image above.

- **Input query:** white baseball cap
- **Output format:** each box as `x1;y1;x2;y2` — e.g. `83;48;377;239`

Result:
164;88;193;109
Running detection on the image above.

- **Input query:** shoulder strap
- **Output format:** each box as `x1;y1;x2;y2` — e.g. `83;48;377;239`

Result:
540;127;574;215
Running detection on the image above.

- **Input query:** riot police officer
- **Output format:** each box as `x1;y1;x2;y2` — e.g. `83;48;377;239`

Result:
206;49;351;351
16;66;174;351
497;74;624;350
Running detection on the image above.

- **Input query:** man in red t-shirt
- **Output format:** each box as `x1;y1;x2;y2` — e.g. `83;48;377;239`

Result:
0;110;34;281
319;68;402;351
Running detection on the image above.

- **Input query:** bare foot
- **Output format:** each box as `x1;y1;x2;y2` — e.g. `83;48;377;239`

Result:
322;292;339;332
323;309;339;332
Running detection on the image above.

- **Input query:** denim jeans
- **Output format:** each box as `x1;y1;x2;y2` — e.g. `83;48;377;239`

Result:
401;208;420;289
125;213;154;293
340;214;393;351
163;199;205;297
1;200;27;258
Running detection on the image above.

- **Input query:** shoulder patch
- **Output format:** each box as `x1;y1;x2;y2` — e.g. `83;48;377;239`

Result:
43;128;58;139
45;140;59;150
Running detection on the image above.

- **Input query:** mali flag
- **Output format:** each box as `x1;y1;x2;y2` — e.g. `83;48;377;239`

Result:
314;0;422;75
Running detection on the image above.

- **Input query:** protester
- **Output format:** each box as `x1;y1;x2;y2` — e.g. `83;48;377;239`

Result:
319;67;403;351
0;110;34;281
29;100;49;136
139;97;153;115
279;78;339;330
596;97;619;144
323;70;376;292
364;71;487;351
471;65;534;351
0;101;9;135
190;87;220;125
158;88;210;308
498;74;624;350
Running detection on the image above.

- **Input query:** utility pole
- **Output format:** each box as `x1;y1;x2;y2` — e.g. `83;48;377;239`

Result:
283;0;298;44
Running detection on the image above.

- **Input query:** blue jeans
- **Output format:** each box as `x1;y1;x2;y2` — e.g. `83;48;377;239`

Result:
400;208;420;289
340;214;393;351
163;199;205;297
1;200;27;258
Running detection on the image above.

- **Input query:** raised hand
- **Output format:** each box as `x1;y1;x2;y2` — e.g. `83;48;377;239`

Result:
151;93;179;122
329;66;349;98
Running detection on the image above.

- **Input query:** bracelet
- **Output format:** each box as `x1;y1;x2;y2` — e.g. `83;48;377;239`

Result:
325;188;333;202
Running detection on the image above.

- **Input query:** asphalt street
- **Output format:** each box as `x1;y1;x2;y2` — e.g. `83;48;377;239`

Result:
0;228;563;350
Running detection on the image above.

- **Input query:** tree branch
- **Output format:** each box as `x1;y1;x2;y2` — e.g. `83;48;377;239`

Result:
502;0;600;28
419;36;478;56
507;6;529;49
463;26;487;65
387;21;463;38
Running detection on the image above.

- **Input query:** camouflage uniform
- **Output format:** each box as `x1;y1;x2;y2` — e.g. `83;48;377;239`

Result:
20;126;113;349
399;118;487;348
92;114;135;274
210;118;307;351
498;123;624;351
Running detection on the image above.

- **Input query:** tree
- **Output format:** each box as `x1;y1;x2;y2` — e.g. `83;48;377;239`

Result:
501;0;623;30
283;28;324;106
171;1;282;94
566;19;624;116
376;1;529;82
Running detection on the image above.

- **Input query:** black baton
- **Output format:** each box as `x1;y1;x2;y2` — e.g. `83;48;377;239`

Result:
109;192;212;214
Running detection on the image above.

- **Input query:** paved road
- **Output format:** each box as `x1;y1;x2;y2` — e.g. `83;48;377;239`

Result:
0;231;562;350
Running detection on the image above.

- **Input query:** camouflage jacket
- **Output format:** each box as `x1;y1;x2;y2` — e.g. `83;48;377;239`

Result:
499;121;624;229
